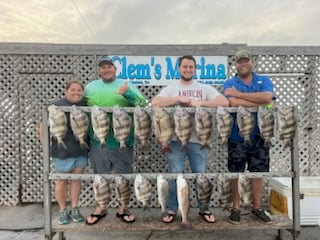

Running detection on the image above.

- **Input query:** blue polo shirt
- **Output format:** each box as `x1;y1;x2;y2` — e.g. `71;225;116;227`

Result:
223;72;274;142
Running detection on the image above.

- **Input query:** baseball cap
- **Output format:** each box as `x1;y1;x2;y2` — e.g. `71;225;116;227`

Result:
235;50;252;62
98;56;114;66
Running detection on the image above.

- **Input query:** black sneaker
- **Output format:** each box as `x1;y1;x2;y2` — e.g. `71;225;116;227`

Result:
229;208;240;224
252;208;272;224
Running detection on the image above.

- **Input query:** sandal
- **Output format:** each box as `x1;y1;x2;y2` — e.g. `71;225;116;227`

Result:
199;211;216;223
85;212;107;225
116;211;135;223
162;211;176;223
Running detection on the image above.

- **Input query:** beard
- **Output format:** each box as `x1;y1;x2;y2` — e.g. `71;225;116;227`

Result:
102;76;115;82
180;74;193;81
237;71;252;79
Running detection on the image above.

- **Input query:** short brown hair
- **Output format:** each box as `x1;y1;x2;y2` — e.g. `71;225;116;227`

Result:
66;77;84;90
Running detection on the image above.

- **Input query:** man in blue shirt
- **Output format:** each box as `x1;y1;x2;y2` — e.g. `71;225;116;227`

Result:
223;50;274;225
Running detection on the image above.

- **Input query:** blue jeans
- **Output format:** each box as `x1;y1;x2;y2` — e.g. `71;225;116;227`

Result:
164;141;209;213
89;146;133;174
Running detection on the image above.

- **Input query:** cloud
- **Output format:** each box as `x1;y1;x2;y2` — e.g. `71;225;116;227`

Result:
0;0;319;45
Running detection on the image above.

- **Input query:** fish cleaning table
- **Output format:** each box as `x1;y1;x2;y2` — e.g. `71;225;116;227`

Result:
42;106;301;240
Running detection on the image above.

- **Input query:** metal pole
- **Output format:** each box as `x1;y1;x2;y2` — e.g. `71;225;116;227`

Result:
42;108;53;240
291;107;301;240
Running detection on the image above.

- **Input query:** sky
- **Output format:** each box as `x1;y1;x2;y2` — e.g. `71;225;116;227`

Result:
0;0;319;45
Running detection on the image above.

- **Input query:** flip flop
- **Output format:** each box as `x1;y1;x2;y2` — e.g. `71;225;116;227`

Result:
199;211;216;223
162;212;176;223
85;213;107;225
116;212;135;223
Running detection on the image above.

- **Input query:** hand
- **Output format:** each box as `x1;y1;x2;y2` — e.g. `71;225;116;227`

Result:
178;96;191;106
117;80;129;95
224;86;241;98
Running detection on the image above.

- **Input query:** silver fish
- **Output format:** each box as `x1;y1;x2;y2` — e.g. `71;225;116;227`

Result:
112;106;132;150
258;105;274;147
195;106;213;149
153;107;174;153
134;174;152;210
237;106;254;144
217;174;232;211
157;174;169;214
173;105;193;151
70;105;89;149
216;106;233;144
48;105;67;149
237;173;252;208
91;106;109;147
177;174;190;227
115;175;131;208
134;106;152;149
93;175;111;210
195;174;213;211
275;106;296;148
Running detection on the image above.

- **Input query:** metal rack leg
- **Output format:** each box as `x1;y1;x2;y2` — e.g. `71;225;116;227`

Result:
58;232;66;240
277;229;285;240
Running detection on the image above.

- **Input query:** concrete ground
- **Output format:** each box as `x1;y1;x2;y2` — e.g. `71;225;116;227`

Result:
0;203;319;240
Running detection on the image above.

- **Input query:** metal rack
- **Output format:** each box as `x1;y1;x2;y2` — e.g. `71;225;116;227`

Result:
42;106;301;240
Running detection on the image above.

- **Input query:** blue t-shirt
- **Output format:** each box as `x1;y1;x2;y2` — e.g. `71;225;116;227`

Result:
223;73;274;142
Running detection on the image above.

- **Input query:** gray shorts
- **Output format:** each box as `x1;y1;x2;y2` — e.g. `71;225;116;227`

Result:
88;146;133;174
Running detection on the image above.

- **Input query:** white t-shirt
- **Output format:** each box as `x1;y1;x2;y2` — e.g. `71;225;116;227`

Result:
157;81;221;143
158;81;220;100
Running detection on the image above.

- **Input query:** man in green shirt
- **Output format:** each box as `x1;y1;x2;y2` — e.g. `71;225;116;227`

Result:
85;56;146;225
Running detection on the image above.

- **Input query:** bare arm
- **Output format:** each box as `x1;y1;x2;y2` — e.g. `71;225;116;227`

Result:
224;87;273;104
38;123;44;144
190;94;229;107
152;95;191;107
228;97;260;107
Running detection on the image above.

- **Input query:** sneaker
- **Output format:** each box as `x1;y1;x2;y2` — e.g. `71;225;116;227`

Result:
252;208;272;224
58;208;70;225
229;208;240;224
69;207;84;223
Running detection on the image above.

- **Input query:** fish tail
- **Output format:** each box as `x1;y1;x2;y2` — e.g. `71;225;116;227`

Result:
200;143;210;150
58;140;67;150
161;146;172;154
100;142;106;148
81;141;89;149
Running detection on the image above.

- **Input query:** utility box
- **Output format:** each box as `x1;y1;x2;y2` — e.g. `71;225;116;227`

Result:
269;177;320;226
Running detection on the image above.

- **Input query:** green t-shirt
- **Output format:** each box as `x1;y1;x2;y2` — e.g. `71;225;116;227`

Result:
84;78;146;148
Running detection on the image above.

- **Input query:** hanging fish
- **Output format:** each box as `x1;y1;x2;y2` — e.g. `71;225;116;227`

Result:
258;105;274;147
237;173;252;209
217;174;232;211
112;106;132;150
237;106;254;144
173;105;193;151
91;105;109;147
195;106;213;149
275;106;296;148
48;105;67;149
157;174;169;215
134;174;152;210
134;106;152;149
70;105;89;149
177;174;191;229
93;175;111;211
153;107;174;153
195;174;213;212
114;175;131;208
216;106;233;144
